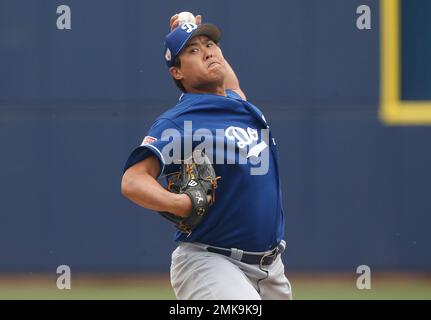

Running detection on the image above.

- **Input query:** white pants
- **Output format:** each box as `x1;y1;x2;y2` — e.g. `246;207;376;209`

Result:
170;241;292;300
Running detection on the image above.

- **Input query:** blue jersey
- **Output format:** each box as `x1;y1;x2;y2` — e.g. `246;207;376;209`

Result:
124;90;285;252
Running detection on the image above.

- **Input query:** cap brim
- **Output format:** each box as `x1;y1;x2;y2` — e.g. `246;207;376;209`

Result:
189;23;221;44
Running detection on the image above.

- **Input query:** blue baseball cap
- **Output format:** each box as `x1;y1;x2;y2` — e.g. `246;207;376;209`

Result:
164;23;221;67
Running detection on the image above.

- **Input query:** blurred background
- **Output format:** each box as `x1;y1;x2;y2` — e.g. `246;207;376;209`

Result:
1;0;430;299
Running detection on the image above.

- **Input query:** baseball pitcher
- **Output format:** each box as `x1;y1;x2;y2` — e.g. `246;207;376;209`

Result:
121;13;292;300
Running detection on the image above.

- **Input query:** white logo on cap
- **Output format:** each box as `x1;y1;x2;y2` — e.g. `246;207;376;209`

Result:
165;48;171;61
181;23;198;33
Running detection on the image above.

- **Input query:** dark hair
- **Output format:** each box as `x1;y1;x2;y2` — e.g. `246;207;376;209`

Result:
172;56;186;93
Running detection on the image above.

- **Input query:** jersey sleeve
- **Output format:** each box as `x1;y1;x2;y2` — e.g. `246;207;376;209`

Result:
123;118;182;178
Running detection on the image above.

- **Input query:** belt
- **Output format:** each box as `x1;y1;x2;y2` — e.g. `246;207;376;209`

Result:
206;240;286;267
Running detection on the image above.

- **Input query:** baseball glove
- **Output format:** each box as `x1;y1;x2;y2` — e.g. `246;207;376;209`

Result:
159;150;220;234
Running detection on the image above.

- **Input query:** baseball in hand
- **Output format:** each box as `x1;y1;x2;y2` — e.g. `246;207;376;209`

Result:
178;11;196;25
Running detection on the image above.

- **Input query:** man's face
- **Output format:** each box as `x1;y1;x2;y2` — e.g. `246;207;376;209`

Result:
170;35;227;91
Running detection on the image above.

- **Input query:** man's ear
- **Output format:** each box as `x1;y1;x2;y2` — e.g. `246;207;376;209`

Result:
169;67;184;81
